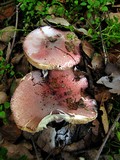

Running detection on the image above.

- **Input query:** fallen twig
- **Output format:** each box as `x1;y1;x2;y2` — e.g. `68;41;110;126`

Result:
94;112;120;160
31;136;42;160
112;4;120;8
99;25;108;65
6;3;20;62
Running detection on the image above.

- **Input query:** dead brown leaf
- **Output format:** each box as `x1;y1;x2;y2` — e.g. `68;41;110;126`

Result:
81;40;94;58
1;122;21;143
0;26;15;43
91;53;104;70
45;17;70;27
85;149;98;160
92;120;100;136
95;87;111;102
1;141;34;159
36;126;56;153
100;101;109;134
15;56;30;75
109;12;120;22
61;152;79;160
0;42;6;51
0;91;8;104
97;62;120;95
64;139;85;152
0;2;15;21
11;53;24;64
97;74;120;95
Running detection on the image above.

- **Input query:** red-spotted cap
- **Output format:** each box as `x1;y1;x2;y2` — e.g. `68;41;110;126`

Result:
11;70;97;133
23;26;81;70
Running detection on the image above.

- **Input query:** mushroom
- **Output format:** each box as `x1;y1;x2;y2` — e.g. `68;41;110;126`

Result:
11;26;97;133
23;26;81;70
11;70;97;133
48;69;88;106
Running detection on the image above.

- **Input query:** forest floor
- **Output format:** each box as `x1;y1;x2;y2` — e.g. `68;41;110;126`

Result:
0;0;120;160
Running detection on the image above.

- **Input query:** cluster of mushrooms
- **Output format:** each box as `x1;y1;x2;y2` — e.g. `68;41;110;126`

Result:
11;26;97;133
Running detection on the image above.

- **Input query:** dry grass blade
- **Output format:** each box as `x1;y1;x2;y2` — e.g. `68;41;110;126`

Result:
94;112;120;160
6;3;20;62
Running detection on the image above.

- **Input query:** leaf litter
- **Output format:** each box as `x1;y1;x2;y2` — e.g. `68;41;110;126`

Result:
0;1;120;160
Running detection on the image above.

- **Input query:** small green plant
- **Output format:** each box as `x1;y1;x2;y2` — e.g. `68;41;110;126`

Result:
0;102;10;124
17;0;120;49
115;122;120;142
0;147;28;160
0;50;15;80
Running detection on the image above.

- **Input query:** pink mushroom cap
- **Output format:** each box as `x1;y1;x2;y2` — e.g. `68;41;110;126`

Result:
48;69;88;106
23;26;81;70
11;70;97;133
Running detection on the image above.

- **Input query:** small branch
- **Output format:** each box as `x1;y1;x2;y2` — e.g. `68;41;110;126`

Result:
112;4;120;8
31;136;42;160
6;3;20;62
99;25;108;65
94;112;120;160
0;0;14;6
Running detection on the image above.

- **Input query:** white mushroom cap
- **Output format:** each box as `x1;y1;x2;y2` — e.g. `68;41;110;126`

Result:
11;71;97;133
23;26;81;70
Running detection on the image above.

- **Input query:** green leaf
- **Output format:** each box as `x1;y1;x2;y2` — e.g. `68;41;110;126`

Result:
80;2;87;6
0;51;3;56
0;147;7;157
88;28;93;35
101;6;108;12
10;71;15;76
0;111;6;119
4;102;10;109
87;0;94;5
87;12;92;18
116;131;120;141
0;105;3;111
80;17;84;21
74;0;78;5
6;64;10;69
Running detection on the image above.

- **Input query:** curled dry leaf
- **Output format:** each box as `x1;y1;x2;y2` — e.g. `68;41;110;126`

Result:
108;53;119;64
105;63;119;75
74;28;90;37
91;53;104;70
45;17;70;27
11;53;24;64
85;149;98;160
61;152;79;160
97;73;120;95
108;43;120;67
64;139;85;152
109;12;120;22
0;42;6;51
1;123;21;143
0;91;8;104
15;56;30;75
36;126;56;153
0;2;15;21
97;63;120;95
91;120;100;136
0;26;15;43
95;87;111;102
100;102;109;134
1;141;34;160
0;84;5;92
81;40;94;58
